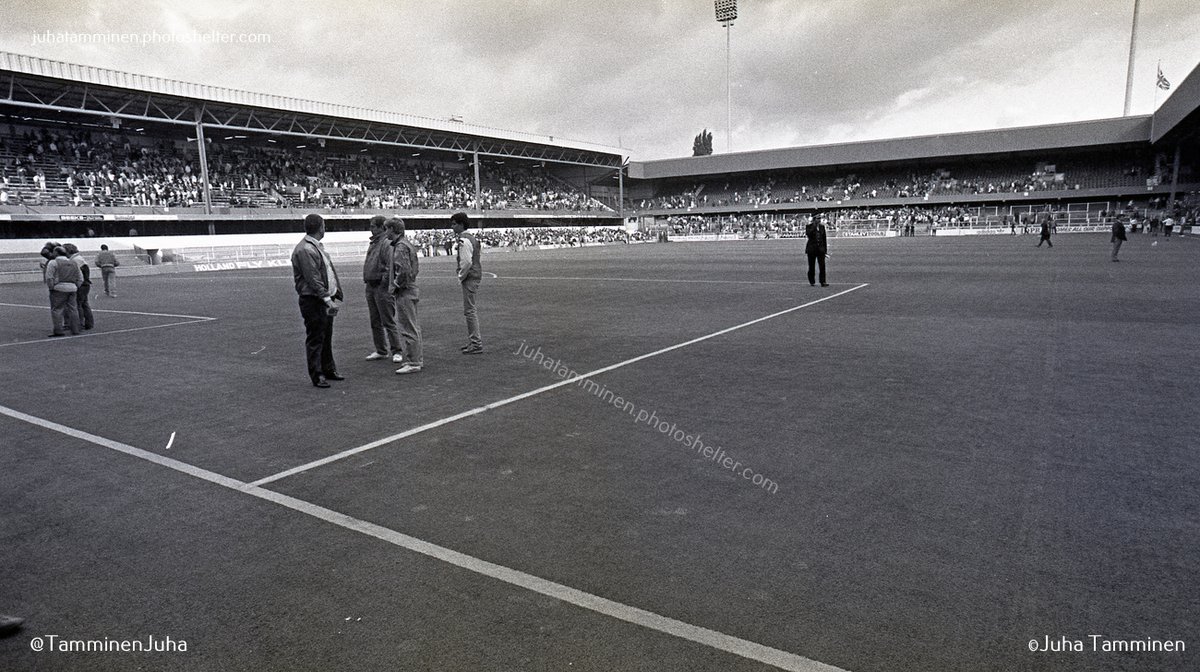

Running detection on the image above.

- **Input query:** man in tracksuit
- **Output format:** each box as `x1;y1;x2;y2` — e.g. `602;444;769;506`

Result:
450;212;484;353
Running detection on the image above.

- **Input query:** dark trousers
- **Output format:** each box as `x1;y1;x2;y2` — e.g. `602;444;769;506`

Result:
299;295;336;383
1037;234;1052;247
365;281;402;355
806;252;826;285
49;290;80;335
76;283;94;329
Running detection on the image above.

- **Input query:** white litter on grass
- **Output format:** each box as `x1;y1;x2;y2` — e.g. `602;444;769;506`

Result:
252;346;266;355
165;432;176;450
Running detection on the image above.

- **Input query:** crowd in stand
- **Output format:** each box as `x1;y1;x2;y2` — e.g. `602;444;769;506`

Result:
2;123;1188;234
0;127;205;208
0;124;609;212
405;226;646;255
638;159;1163;211
659;200;1193;237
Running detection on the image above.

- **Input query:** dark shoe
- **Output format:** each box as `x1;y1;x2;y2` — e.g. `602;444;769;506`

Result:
462;345;484;355
324;372;346;381
460;344;473;352
48;333;65;338
821;283;829;287
0;614;25;636
312;377;331;388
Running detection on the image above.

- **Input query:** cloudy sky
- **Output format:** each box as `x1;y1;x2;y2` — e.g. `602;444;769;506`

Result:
2;0;1198;161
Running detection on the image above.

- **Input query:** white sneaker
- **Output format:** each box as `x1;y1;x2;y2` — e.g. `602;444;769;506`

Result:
392;353;404;363
365;352;388;361
395;364;423;375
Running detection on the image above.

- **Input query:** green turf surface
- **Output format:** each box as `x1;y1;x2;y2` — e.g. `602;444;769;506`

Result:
2;234;1197;671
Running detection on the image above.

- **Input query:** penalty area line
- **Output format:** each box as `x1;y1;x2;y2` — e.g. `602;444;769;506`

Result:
250;283;870;487
0;318;216;349
0;403;849;672
0;302;217;320
0;302;217;348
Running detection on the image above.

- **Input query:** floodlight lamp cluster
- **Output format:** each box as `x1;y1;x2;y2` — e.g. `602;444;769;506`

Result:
715;0;737;24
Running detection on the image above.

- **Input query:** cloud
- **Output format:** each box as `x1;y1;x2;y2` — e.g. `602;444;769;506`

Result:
1;0;1198;161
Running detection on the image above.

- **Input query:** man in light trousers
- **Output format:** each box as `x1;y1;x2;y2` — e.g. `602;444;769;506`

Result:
450;212;483;354
388;217;424;374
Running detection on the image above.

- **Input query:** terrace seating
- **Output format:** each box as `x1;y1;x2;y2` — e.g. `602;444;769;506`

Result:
0;123;611;215
635;153;1162;212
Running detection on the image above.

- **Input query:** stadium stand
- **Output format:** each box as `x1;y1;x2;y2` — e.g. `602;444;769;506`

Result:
635;151;1166;210
0;51;1197;252
0;122;612;214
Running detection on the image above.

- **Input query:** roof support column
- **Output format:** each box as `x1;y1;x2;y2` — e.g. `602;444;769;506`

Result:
618;163;625;220
193;114;213;217
472;148;481;218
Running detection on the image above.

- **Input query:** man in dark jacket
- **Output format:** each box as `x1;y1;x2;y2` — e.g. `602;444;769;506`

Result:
362;215;401;362
1037;216;1053;248
1111;217;1127;262
291;214;345;388
65;244;94;330
805;214;829;287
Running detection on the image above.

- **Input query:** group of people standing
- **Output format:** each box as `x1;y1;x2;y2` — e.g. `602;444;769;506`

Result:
38;242;119;337
290;211;484;389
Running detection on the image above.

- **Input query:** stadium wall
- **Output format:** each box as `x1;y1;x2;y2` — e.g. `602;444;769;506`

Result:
0;211;622;239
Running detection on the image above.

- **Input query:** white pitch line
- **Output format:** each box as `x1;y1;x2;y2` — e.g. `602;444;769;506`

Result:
250;283;869;487
163;270;496;280
0;302;217;320
0;403;849;672
493;275;859;286
0;318;216;348
0;302;217;348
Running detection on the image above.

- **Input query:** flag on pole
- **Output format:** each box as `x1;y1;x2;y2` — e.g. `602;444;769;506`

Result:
1157;65;1171;91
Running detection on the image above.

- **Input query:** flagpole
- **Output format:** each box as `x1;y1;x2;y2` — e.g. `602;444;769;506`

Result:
1151;69;1157;139
1122;0;1141;116
1153;59;1161;110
